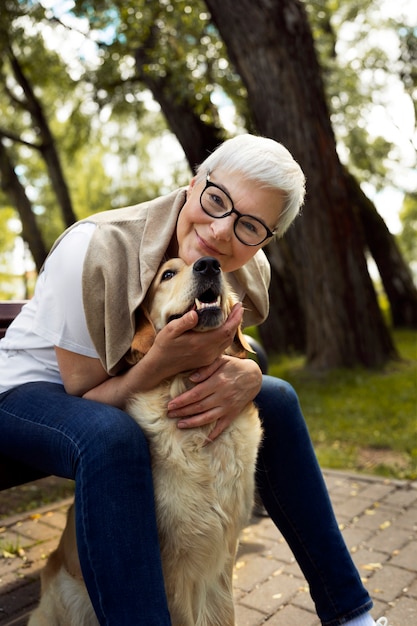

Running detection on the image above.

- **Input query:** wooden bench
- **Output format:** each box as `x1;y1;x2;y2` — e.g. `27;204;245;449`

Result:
0;301;28;338
0;301;268;491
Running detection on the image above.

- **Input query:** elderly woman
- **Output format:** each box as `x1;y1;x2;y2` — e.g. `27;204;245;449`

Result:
0;134;387;626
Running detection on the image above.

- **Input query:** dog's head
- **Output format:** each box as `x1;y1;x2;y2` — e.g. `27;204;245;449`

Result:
128;256;252;363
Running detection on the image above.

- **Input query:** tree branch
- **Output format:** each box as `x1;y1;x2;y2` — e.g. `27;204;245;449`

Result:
0;128;42;151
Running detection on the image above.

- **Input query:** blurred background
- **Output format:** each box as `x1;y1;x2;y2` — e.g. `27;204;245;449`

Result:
0;0;415;493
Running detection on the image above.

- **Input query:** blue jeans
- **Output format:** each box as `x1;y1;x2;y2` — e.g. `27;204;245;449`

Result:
0;378;372;626
256;378;372;625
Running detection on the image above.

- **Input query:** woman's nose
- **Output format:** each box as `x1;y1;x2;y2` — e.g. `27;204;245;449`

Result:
210;216;234;241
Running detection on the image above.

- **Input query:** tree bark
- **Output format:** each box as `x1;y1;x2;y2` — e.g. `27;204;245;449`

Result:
8;45;77;230
344;170;417;328
205;0;396;367
259;238;306;353
134;27;307;352
0;138;48;272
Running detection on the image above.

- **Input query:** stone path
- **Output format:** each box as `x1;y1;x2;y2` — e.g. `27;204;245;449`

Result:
1;470;416;625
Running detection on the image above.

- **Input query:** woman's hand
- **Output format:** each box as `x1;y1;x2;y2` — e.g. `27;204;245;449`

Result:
60;303;246;410
144;302;245;383
166;354;262;442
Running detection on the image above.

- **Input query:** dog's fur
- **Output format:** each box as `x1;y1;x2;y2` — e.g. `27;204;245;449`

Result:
29;257;263;626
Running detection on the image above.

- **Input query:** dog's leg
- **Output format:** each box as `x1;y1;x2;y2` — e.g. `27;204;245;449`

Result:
28;542;68;626
201;552;236;626
29;504;98;626
28;570;98;626
28;600;60;626
162;564;196;626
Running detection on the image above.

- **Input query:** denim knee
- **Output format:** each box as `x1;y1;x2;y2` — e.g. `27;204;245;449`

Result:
255;375;301;428
75;402;150;469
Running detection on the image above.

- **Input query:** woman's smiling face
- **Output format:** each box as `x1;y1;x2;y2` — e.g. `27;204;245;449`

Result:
175;170;285;273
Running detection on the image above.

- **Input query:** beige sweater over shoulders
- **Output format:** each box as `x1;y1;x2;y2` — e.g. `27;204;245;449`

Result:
48;188;271;374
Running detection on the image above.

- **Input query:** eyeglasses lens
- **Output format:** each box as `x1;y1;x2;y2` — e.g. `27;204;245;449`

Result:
201;187;269;246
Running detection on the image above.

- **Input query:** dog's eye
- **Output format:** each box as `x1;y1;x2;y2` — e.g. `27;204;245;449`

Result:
161;269;177;281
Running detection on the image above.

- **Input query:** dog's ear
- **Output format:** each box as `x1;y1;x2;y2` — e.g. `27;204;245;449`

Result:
224;292;255;359
125;308;156;365
228;327;255;359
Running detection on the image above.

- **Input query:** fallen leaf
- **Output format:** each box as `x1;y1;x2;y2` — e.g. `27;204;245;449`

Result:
361;562;382;572
2;550;16;559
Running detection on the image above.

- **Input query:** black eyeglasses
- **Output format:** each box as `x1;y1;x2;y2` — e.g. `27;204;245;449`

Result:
199;176;275;246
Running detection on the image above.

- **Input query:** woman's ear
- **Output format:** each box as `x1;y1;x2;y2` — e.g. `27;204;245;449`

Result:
125;309;156;365
186;177;197;198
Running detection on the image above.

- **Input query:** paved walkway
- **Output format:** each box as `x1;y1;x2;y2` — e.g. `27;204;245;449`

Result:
0;470;416;625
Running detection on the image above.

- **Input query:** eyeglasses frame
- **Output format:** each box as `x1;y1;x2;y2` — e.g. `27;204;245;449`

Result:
199;176;276;247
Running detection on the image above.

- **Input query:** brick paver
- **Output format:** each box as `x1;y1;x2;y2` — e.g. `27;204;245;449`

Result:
0;470;416;625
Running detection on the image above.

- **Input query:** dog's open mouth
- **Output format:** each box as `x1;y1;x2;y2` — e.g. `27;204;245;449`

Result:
167;288;223;328
195;288;221;314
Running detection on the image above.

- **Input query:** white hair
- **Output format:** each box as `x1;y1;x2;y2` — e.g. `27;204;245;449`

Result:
195;134;306;237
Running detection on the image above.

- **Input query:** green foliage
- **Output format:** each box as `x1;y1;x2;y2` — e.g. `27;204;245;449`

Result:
269;330;417;480
398;192;417;268
304;0;412;191
0;207;16;253
71;0;250;129
81;0;413;194
0;0;414;297
397;23;417;119
0;207;24;299
0;0;95;250
0;0;191;288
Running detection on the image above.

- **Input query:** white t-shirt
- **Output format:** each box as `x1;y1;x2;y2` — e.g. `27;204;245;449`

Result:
0;223;98;393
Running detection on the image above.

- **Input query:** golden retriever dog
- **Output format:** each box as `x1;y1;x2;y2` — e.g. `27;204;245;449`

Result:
29;256;263;626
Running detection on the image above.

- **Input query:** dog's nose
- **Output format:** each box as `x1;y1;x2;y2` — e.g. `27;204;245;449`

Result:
193;257;221;278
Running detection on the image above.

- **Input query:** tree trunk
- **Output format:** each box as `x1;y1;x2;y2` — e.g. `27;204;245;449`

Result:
0;138;48;272
8;46;77;230
344;170;417;328
259;238;306;353
134;32;306;351
205;0;396;368
135;27;226;170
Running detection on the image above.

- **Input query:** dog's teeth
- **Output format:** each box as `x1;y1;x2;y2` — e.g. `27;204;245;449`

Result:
195;296;221;310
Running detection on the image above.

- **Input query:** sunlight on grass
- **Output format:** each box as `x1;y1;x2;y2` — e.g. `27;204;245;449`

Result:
0;536;23;559
268;330;417;480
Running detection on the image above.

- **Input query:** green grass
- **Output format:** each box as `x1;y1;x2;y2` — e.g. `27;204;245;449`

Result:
0;536;23;558
268;330;417;480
